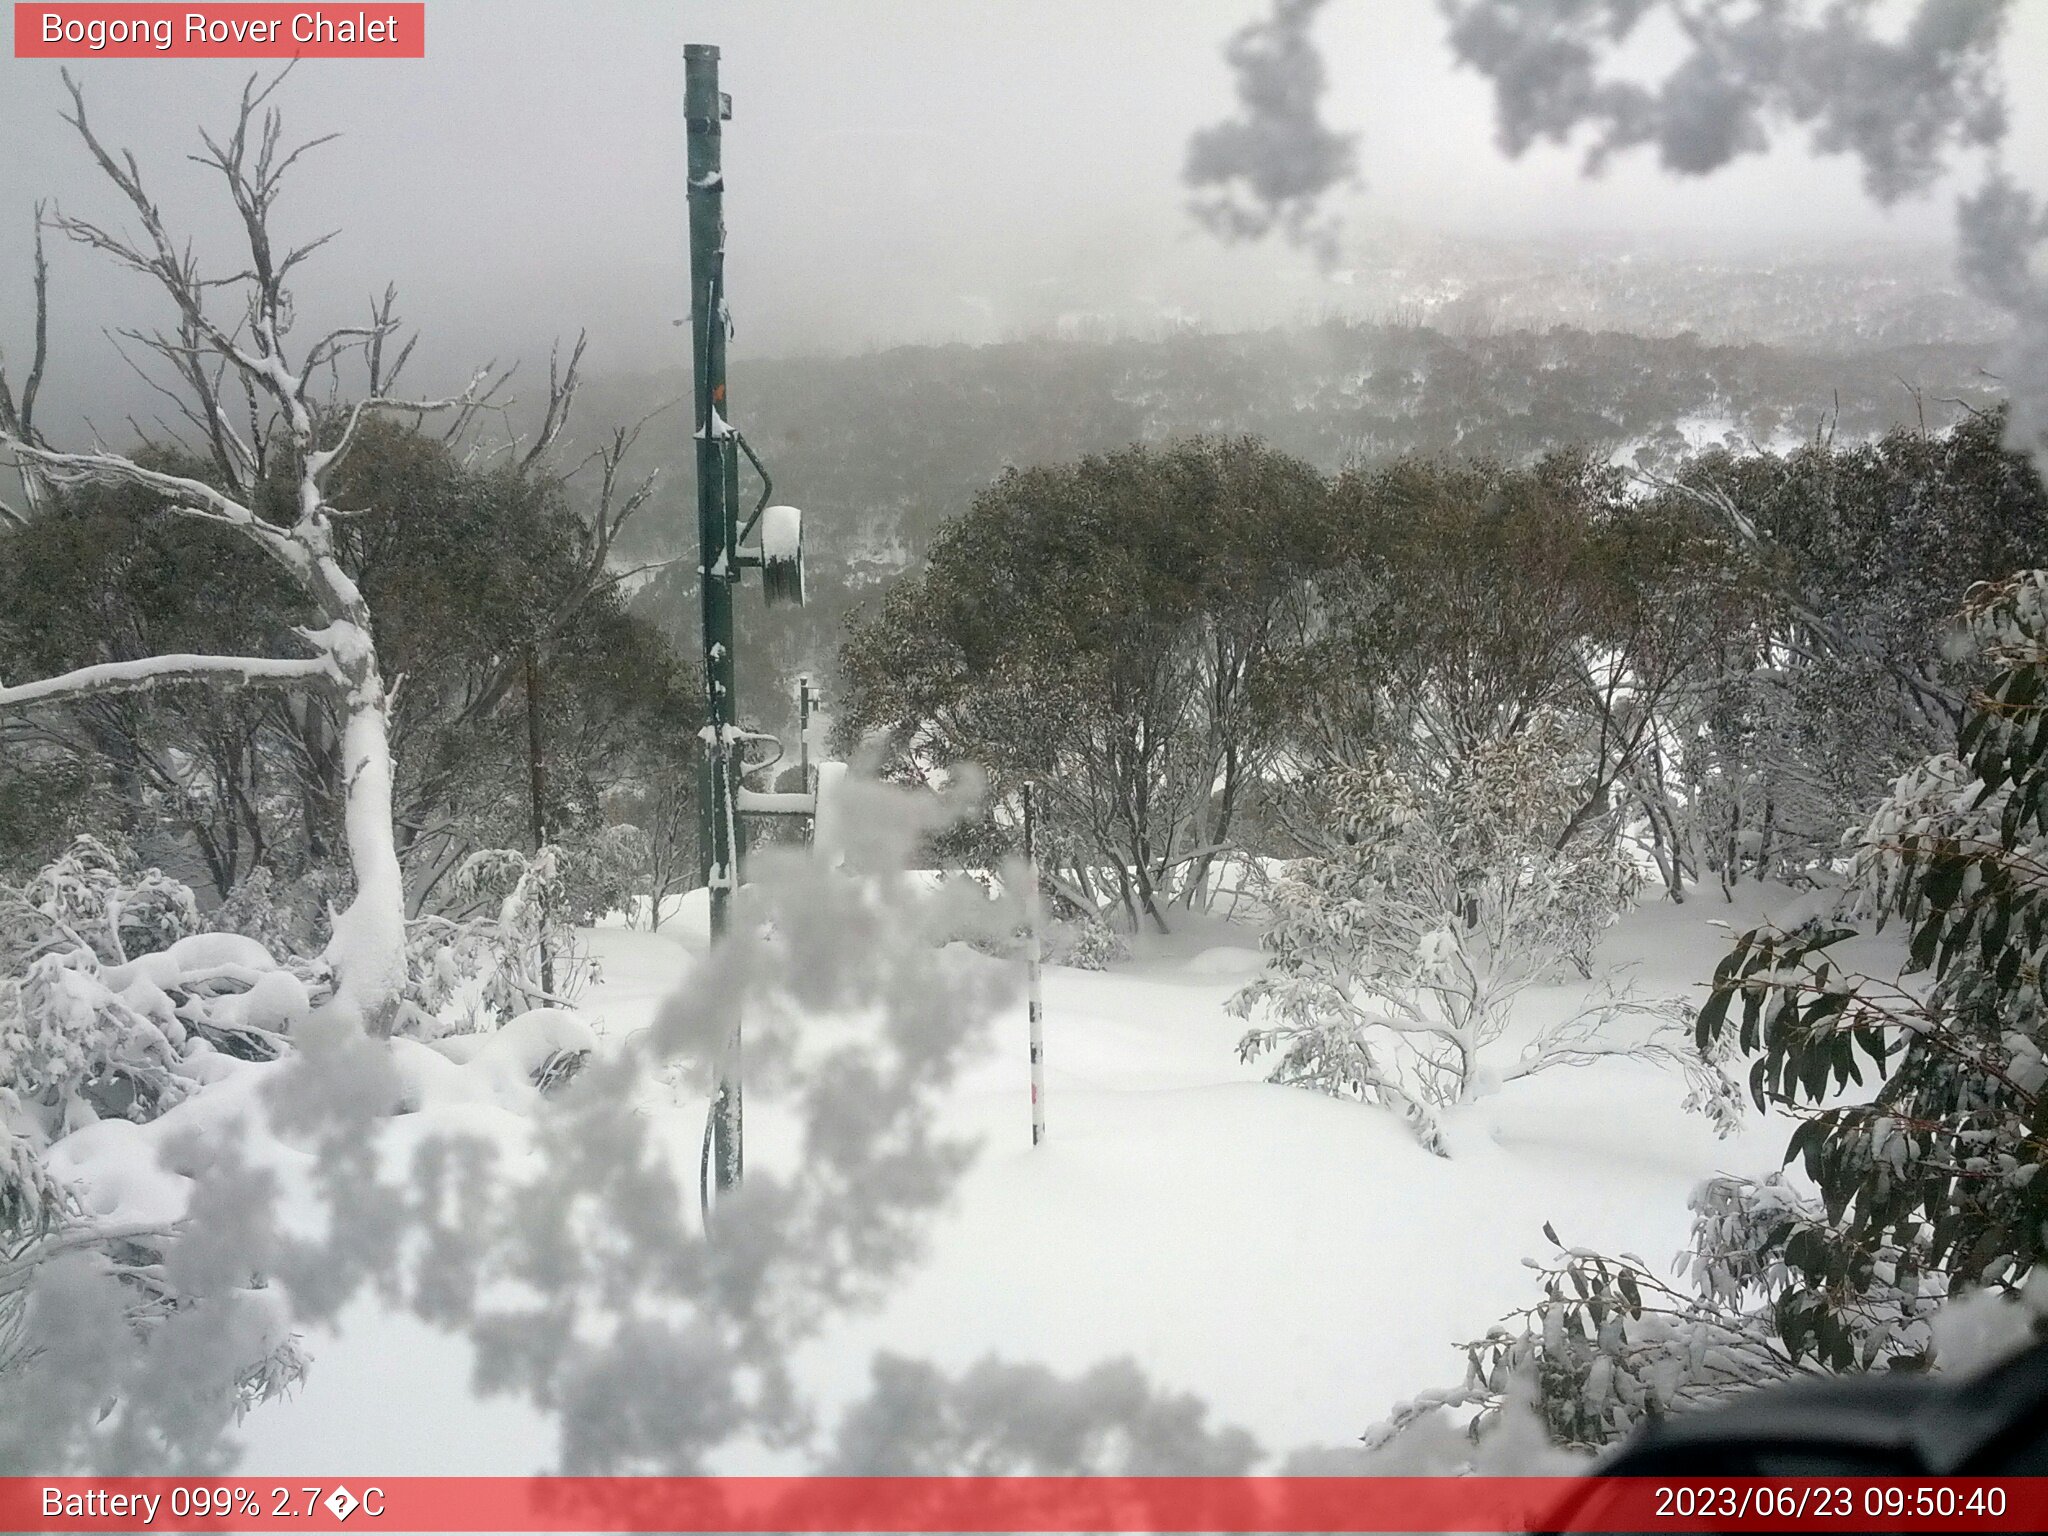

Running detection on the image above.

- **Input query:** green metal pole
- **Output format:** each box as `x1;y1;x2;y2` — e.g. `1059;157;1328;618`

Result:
687;42;742;1194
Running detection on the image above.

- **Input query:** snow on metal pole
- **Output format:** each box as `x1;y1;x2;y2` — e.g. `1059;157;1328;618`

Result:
1023;781;1046;1146
687;42;742;1195
798;674;813;793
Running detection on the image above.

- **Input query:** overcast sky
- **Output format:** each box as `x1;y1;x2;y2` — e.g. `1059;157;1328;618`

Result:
3;0;2044;427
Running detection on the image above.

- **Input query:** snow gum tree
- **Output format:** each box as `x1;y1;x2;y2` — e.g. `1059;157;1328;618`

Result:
0;73;504;1035
839;436;1331;933
1641;409;2048;889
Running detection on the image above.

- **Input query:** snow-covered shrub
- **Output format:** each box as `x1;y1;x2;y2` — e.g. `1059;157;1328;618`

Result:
4;843;322;1069
0;842;328;1148
0;1127;80;1380
556;823;650;925
1;951;192;1141
1;1121;76;1245
963;906;1131;971
0;850;322;1434
1046;915;1129;971
4;1097;312;1450
114;869;204;962
1233;718;1727;1151
404;845;594;1039
1;835;200;970
1373;1171;1944;1455
2;835;125;965
207;867;315;963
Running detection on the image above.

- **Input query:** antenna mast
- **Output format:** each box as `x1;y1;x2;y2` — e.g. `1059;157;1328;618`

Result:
686;44;812;1203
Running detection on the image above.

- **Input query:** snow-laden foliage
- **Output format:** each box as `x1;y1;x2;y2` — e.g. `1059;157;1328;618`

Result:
1233;716;1735;1152
1;841;318;1108
1699;569;2048;1310
962;899;1131;973
554;823;653;926
0;839;321;1445
1368;1170;1943;1456
3;952;193;1143
0;844;314;1134
839;436;1331;934
400;829;650;1039
1045;915;1130;972
403;845;595;1039
1651;411;2048;891
1386;569;2048;1454
0;836;199;970
205;867;316;966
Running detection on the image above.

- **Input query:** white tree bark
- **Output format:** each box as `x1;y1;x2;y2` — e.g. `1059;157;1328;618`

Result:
0;69;502;1034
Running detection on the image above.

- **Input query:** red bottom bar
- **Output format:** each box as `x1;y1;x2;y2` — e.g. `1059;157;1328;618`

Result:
6;1476;2046;1533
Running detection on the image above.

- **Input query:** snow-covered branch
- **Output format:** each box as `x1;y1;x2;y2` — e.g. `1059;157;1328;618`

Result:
0;439;308;573
1233;719;1740;1149
0;653;337;711
306;367;496;489
516;330;587;473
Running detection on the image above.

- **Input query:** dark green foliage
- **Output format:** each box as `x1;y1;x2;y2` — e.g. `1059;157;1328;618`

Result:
0;422;698;914
1699;569;2048;1367
608;321;1996;747
0;457;307;888
838;436;1329;930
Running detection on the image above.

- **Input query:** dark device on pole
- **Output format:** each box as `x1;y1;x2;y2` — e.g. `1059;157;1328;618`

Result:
685;43;811;1206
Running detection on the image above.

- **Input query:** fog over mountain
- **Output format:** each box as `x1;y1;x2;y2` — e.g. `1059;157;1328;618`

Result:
3;0;2044;444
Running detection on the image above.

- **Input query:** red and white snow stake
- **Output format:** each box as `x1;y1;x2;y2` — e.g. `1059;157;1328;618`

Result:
1023;782;1046;1146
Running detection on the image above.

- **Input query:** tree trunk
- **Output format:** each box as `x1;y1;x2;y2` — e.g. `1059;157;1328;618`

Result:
1129;852;1171;935
320;668;409;1037
524;640;555;995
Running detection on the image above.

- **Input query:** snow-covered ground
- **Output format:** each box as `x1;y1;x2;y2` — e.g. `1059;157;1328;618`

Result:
234;886;1895;1473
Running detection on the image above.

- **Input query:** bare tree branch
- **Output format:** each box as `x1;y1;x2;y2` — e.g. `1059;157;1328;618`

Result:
0;204;53;518
516;330;588;472
0;439;308;573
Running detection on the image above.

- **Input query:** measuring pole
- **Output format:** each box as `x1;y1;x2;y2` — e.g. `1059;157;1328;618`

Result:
687;43;742;1194
1023;783;1046;1146
798;675;817;792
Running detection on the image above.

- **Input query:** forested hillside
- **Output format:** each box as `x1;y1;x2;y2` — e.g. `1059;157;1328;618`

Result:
585;320;2004;723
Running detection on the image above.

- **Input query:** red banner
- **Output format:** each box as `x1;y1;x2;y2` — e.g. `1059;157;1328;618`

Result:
5;1477;2047;1533
13;5;425;58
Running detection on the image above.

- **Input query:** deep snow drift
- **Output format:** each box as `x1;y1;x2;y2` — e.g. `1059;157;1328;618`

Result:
229;885;1890;1473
